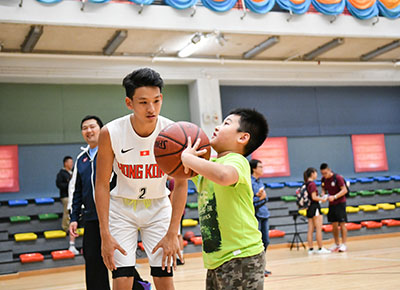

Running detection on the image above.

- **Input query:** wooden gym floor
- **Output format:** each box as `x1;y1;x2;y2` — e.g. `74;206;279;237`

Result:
1;234;400;290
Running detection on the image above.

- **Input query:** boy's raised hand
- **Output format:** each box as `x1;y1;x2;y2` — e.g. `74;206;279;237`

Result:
182;136;208;174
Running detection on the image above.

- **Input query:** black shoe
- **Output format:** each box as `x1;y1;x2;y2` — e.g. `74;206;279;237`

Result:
177;258;185;266
264;270;272;277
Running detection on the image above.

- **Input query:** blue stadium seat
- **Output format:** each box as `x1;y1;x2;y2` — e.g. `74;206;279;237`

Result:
8;199;28;206
347;178;358;184
357;177;374;183
315;180;321;186
187;188;196;195
34;198;55;205
374;176;391;182
267;183;285;189
391;175;400;181
285;181;303;188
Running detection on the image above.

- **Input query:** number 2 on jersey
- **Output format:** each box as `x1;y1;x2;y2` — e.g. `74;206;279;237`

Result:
139;187;146;199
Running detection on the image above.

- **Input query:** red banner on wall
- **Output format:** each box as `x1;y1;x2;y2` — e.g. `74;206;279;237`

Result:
351;134;388;173
0;145;20;192
251;137;290;178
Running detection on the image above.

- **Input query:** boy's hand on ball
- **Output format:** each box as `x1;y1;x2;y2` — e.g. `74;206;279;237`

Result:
182;137;208;174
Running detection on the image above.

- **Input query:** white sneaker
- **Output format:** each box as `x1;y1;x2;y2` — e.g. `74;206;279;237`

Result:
329;244;340;252
69;246;79;255
338;244;347;252
316;247;331;254
308;249;314;255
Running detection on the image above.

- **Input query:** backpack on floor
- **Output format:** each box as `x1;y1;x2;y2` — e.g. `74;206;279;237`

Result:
296;182;311;209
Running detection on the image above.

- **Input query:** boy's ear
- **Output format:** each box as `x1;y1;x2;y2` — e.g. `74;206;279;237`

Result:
125;97;133;110
238;132;250;146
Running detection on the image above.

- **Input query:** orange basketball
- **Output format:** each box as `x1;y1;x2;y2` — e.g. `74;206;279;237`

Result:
154;121;211;178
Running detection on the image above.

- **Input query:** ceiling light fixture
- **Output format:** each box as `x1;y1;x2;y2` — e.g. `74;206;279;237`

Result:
21;25;43;53
303;38;344;61
177;33;204;58
103;30;128;56
242;36;280;59
360;40;400;61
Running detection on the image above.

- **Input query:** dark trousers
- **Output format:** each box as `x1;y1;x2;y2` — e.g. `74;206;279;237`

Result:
257;217;270;251
83;220;110;290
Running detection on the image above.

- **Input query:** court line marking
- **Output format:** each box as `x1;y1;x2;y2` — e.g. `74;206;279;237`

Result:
266;263;400;283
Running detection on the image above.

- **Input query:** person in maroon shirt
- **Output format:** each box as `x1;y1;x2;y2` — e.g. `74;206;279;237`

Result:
303;168;330;255
320;163;348;252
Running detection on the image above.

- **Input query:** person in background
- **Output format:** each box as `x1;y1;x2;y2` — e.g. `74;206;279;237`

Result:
56;155;79;255
69;115;111;290
249;159;272;277
303;167;330;255
320;163;348;253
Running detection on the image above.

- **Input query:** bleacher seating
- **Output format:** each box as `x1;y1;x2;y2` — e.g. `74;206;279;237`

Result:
0;197;83;275
1;175;399;275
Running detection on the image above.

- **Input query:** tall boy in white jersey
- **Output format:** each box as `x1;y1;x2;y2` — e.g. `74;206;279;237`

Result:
95;68;188;290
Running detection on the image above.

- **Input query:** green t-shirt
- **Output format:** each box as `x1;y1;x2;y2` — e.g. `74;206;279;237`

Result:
192;153;264;269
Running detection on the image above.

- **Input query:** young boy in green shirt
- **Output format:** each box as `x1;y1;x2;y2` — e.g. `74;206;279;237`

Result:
181;108;269;290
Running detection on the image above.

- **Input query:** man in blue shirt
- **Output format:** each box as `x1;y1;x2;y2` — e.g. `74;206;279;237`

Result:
249;159;271;277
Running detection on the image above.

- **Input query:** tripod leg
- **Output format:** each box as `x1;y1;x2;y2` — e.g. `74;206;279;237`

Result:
290;233;297;250
297;233;306;249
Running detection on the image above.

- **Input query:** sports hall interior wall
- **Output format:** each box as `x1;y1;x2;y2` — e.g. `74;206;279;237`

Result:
0;83;190;200
220;85;400;182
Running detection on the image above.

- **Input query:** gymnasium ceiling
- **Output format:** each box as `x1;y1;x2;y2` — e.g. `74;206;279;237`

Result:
0;22;399;62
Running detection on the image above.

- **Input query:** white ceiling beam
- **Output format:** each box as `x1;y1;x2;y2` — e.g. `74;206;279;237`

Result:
0;53;399;86
0;1;399;39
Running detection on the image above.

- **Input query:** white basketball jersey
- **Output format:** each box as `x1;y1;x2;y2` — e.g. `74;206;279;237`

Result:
107;114;174;200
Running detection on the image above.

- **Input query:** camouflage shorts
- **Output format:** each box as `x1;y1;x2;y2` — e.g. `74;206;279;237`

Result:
206;251;265;290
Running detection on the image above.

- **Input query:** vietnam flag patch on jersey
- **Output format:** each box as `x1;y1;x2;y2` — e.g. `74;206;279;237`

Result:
140;150;150;156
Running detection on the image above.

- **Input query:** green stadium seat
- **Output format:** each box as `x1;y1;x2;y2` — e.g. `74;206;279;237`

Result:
393;188;400;194
281;196;297;202
358;190;375;196
38;213;59;220
44;230;66;239
375;189;392;195
186;202;198;209
19;253;44;263
14;233;38;242
10;216;31;223
348;191;358;198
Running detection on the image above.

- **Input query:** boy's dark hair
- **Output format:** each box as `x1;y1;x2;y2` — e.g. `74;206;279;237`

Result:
63;156;72;164
229;108;269;156
80;115;103;129
320;163;329;170
303;167;317;183
122;67;164;99
249;159;261;174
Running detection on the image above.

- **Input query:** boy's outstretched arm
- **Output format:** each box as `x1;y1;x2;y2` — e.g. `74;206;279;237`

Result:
181;137;239;186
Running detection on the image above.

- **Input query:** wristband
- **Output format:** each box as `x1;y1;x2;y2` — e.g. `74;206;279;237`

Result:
334;194;337;200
